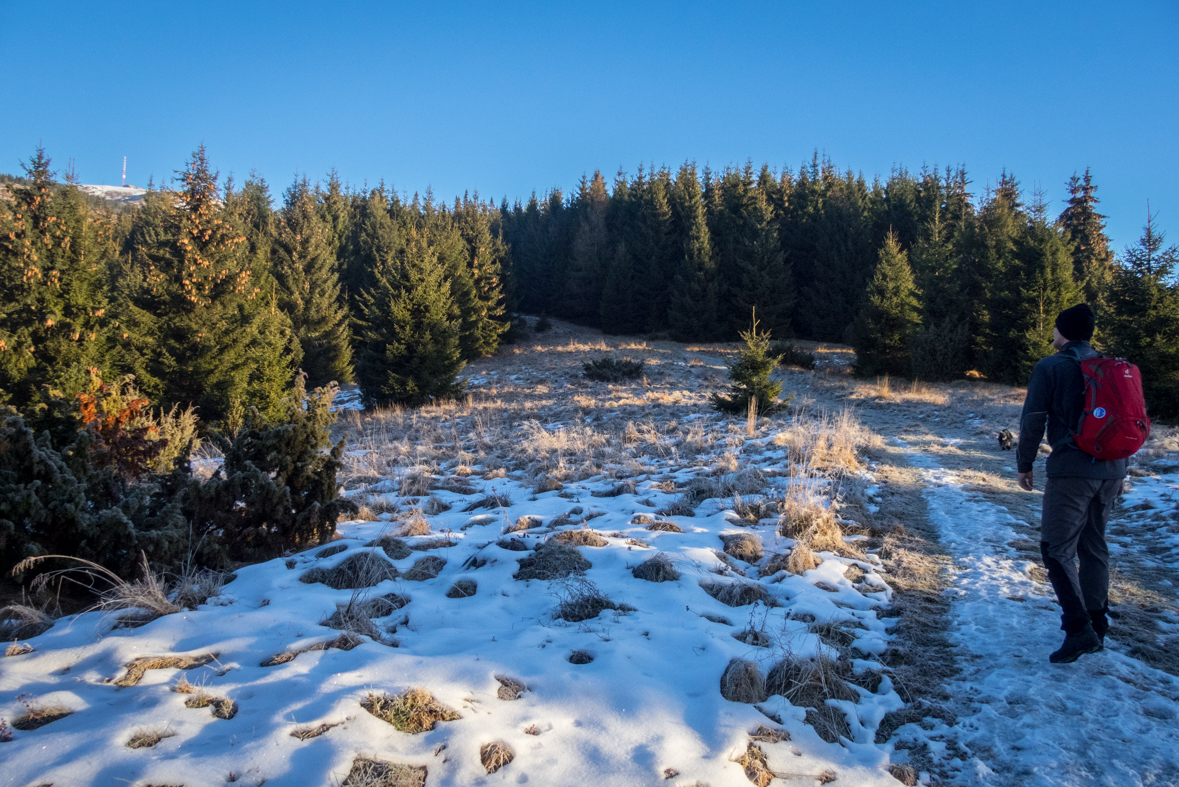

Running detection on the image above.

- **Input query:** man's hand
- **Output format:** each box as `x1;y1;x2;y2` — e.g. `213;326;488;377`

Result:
1018;470;1034;491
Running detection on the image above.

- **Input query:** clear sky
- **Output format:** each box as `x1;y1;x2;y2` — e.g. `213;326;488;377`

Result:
3;0;1176;251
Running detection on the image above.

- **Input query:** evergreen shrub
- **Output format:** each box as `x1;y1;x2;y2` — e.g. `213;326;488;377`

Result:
582;357;644;382
711;313;791;415
908;318;970;382
771;341;816;370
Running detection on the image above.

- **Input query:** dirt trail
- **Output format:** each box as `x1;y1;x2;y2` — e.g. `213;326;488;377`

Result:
800;371;1179;786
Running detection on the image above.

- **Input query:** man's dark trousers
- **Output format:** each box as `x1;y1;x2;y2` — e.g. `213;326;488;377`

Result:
1040;477;1120;635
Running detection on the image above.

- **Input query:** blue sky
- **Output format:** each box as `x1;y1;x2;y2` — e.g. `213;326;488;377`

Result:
2;0;1176;250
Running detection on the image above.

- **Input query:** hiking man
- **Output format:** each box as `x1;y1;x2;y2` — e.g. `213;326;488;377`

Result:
1017;303;1127;664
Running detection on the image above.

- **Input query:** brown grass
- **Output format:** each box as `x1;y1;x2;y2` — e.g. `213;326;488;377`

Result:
514;542;591;581
323;591;408;644
0;603;54;642
367;534;412;560
480;741;515;774
496;675;527;700
506;515;543;533
644;521;683;533
550;529;608;547
261;633;362;667
787;542;820;574
339;757;427;787
401;555;446;582
568;650;594;664
701;581;779;608
720;658;767;703
12;698;73;730
115;653;218;687
765;655;856;744
632;553;681;583
720;533;764;563
395;513;433;537
778;484;846;555
301;551;399;589
553;578;634;622
291;721;340;740
127;724;175;748
736;741;774;786
5;642;35;656
445;579;477;598
749;725;791;743
410;537;457;551
361;688;460;733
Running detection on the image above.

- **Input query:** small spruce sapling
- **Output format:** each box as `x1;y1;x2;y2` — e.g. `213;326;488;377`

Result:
711;309;791;416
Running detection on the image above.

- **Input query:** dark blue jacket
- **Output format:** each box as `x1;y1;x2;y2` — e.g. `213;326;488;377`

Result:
1017;341;1128;479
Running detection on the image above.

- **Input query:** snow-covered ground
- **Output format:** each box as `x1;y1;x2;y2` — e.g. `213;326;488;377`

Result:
1;449;904;786
77;184;147;206
887;437;1179;787
3;326;1177;786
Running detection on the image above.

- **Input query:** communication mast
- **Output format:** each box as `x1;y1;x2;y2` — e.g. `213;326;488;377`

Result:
122;156;127;187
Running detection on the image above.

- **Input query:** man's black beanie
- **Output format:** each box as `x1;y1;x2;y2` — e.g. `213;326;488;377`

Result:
1055;303;1095;341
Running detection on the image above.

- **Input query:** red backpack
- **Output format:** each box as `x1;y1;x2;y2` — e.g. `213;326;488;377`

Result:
1066;352;1152;460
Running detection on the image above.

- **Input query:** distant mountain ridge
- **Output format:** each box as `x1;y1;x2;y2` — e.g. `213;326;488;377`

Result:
77;184;147;206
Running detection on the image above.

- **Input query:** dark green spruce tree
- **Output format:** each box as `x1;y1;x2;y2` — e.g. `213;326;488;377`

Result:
667;163;719;341
274;176;354;387
711;309;787;415
353;227;465;407
1059;169;1115;312
0;149;111;404
1104;212;1179;419
854;231;921;377
111;146;301;422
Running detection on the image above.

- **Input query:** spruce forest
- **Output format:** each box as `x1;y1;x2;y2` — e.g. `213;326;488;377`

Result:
1;145;1177;576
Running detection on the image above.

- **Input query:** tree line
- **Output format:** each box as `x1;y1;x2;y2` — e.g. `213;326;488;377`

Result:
501;156;1178;417
0;146;508;424
2;147;1176;422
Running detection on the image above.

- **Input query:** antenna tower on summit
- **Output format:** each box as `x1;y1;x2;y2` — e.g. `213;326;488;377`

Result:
122;156;127;186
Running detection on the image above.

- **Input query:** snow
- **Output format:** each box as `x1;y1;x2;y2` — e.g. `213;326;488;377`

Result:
77;184;147;205
893;437;1179;787
0;456;905;786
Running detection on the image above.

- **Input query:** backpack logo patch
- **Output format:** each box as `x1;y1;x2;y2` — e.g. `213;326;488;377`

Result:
1093;407;1107;419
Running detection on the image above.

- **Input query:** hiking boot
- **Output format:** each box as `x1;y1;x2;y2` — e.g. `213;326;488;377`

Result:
1090;609;1109;650
1049;626;1102;664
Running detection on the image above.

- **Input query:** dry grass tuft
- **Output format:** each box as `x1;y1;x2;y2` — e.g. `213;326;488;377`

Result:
421;496;451;515
301;551;399;589
702;613;733;625
261;633;362;667
514;542;591;581
0;603;54;642
787;542;820;574
779;486;845;554
170;568;229;609
701;581;779;608
5;642;35;656
480;741;515;774
736;742;774;786
340;756;427;787
632;553;681;583
366;534;412;560
733;628;772;647
749;725;791;743
888;764;919;786
290;720;340;740
720;533;764;563
506;515;543;533
550;529;608;547
568;650;594;664
464;491;511;512
361;687;460;733
766;655;857;743
322;591;408;643
495;675;527;700
410;536;457;551
11;696;73;730
400;473;431;497
316;544;348;559
181;687;238;719
496;537;530;552
553;578;634;622
645;521;683;533
127;724;175;749
592;480;637;498
395;514;433;537
655;500;695;518
533;475;564;493
401;555;446;581
720;658;767;703
115;653;218;687
445;579;477;598
761;553;790;576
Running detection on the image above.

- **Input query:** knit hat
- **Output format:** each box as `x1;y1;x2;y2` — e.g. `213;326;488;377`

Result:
1055;303;1095;341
